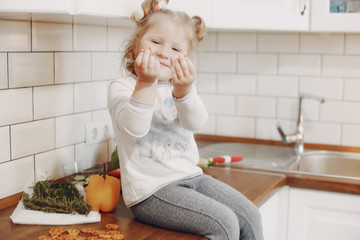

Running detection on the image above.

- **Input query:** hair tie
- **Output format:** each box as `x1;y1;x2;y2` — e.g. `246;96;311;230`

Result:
154;4;161;11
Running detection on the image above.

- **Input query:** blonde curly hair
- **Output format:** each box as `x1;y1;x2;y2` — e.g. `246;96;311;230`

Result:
122;0;206;76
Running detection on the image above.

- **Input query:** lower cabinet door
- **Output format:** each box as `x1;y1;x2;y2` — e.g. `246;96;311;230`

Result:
259;186;289;240
287;188;360;240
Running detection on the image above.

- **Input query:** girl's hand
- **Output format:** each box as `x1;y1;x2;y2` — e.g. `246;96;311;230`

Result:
134;48;160;83
171;55;196;99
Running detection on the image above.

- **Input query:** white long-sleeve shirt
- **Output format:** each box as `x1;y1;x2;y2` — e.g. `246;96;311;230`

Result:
107;76;208;207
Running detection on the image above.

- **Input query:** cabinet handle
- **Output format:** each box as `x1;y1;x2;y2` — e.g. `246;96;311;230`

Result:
301;0;307;15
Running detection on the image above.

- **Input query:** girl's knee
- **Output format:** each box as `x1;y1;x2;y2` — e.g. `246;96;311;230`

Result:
249;205;263;228
241;206;264;240
207;209;239;240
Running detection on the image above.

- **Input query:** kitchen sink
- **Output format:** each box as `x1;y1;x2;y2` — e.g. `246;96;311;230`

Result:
199;142;360;179
291;151;360;178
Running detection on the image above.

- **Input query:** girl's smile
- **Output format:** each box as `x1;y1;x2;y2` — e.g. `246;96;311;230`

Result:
159;60;170;68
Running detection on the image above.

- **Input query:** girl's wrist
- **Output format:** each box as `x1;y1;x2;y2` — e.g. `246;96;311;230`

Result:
132;78;158;104
172;86;191;99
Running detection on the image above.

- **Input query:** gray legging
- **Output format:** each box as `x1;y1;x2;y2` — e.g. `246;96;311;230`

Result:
130;174;264;240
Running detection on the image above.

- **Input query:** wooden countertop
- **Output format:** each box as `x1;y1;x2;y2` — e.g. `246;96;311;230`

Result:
0;168;286;240
2;135;360;239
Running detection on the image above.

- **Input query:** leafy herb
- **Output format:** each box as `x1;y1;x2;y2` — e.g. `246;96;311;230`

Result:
22;180;92;215
111;148;120;170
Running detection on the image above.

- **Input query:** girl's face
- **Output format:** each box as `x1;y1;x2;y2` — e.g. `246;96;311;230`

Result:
136;19;190;82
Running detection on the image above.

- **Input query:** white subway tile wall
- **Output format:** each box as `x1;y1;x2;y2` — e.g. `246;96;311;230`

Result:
34;84;74;120
0;156;34;199
258;33;299;53
236;96;276;118
278;54;321;76
342;125;360;146
257;75;298;97
0;53;7;89
300;33;344;54
55;52;91;84
0;126;10;163
345;34;360;54
344;78;360;101
238;53;277;74
92;52;121;80
303;122;341;145
299;77;343;100
323;55;360;78
217;116;255;138
0;19;31;51
8;52;54;88
0;17;121;199
0;88;33;126
196;31;360;148
11;118;55;159
198;52;236;72
217;74;256;95
55;113;92;148
35;146;75;181
217;32;256;52
74;24;107;51
1;17;360;199
32;21;73;51
74;81;108;112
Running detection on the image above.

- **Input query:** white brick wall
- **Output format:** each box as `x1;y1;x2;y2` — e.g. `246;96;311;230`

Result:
8;52;54;87
11;119;55;159
0;16;121;199
197;31;360;148
238;53;277;74
258;33;299;53
0;53;7;89
55;52;91;83
278;54;321;76
323;55;360;77
0;126;10;163
0;88;33;126
1;16;360;199
345;34;360;54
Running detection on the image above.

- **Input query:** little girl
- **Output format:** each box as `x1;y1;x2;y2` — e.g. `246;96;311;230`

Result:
107;0;264;239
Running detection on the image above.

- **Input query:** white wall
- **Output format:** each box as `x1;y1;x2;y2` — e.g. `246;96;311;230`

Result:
0;14;360;199
0;14;131;199
196;31;360;147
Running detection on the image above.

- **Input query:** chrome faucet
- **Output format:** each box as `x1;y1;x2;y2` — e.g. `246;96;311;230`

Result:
277;94;326;155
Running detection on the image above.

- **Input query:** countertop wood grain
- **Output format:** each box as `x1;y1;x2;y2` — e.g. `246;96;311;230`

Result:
0;168;286;240
2;135;360;239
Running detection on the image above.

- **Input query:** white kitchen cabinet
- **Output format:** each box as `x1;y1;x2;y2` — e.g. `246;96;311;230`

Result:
311;0;360;32
212;0;309;31
167;0;214;27
3;0;359;33
73;0;142;18
287;188;360;240
0;0;142;18
0;0;308;31
259;186;289;240
0;0;73;14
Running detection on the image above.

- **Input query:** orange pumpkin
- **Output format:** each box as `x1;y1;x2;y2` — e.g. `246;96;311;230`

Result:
86;173;121;212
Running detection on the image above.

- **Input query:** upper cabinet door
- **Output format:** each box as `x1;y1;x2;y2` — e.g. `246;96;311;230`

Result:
212;0;309;31
0;0;73;13
73;0;143;17
167;0;214;27
311;0;360;32
0;0;143;18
